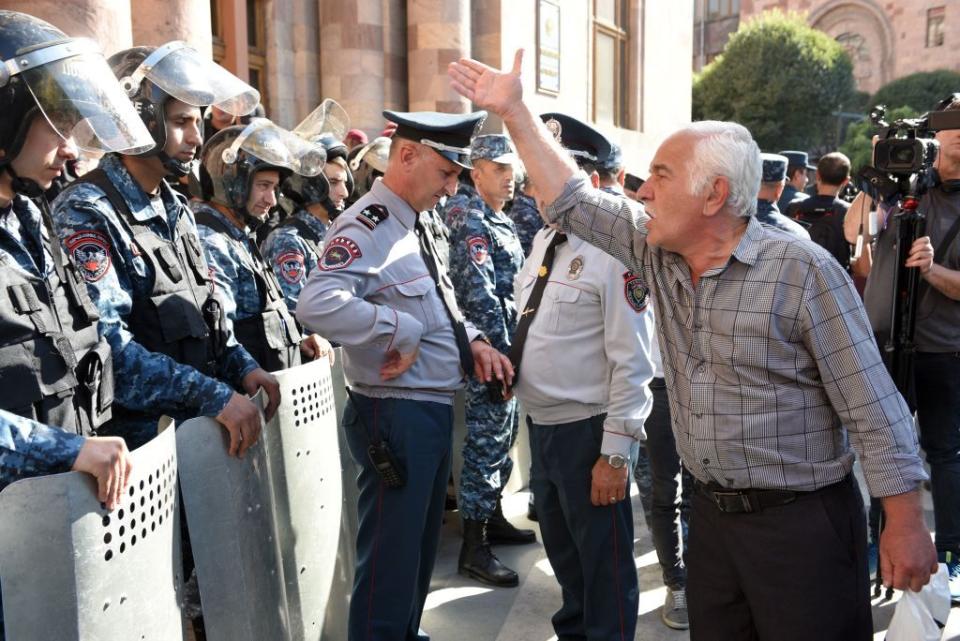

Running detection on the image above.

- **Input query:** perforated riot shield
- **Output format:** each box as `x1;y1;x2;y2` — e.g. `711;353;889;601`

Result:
0;420;185;641
177;356;343;641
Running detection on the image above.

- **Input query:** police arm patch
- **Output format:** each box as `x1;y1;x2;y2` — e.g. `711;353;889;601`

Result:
276;251;306;284
357;204;389;230
622;271;649;313
318;236;362;271
467;236;489;265
65;230;112;282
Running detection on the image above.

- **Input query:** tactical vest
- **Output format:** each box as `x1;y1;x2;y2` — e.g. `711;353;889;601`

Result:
195;208;302;372
72;170;227;380
280;215;324;262
0;197;113;435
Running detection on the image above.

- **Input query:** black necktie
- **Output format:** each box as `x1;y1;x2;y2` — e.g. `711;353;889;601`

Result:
507;231;566;380
414;213;475;375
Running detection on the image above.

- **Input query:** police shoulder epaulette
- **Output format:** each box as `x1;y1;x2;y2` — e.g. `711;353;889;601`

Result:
357;204;389;230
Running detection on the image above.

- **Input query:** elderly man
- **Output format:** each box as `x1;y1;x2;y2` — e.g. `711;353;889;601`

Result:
296;110;514;641
448;51;936;641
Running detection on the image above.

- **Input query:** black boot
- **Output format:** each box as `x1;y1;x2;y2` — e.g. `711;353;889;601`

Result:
487;497;536;544
458;519;519;587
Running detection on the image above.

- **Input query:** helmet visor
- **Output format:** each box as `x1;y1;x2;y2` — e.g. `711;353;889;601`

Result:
144;42;259;116
223;119;326;176
293;98;350;142
350;136;391;173
22;50;154;155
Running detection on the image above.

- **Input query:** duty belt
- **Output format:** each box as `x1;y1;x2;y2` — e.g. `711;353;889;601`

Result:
694;476;849;514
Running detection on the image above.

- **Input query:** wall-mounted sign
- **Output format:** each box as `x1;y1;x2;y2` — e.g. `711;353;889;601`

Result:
537;0;561;95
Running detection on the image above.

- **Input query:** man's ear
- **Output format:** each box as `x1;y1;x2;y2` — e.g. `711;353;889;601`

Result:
590;171;600;189
617;167;626;186
703;175;730;217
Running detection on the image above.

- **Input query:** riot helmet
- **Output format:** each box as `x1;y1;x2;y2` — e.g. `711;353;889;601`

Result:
109;41;259;176
0;11;153;195
347;135;390;206
200;119;325;227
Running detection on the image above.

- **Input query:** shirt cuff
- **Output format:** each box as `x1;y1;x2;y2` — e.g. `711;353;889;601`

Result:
198;380;237;418
600;418;644;458
390;310;424;354
544;174;592;224
25;423;86;474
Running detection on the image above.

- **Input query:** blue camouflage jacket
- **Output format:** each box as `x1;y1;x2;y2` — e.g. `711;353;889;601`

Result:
756;199;811;240
448;198;524;354
261;209;327;313
1;194;53;279
51;155;259;445
0;407;84;491
506;191;542;257
441;182;478;229
194;202;263;322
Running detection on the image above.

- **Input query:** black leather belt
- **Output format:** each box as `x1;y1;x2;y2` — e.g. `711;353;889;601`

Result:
694;477;848;514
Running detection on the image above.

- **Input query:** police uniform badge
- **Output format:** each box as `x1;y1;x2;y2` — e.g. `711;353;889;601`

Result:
277;251;306;284
545;118;563;144
319;236;362;271
467;236;489;264
358;204;389;231
622;270;648;312
65;230;112;282
567;255;584;280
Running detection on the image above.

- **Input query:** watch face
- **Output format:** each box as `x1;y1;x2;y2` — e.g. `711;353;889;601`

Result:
608;454;626;469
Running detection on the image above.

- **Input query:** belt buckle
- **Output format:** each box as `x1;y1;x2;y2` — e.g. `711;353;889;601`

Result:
712;490;755;514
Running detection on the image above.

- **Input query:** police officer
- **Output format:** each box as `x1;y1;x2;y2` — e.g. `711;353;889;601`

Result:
262;133;353;313
786;151;852;269
777;150;814;212
194;120;329;371
448;134;534;588
511;132;655;639
756;153;811;239
296;109;514;641
507;173;541;257
51;42;279;455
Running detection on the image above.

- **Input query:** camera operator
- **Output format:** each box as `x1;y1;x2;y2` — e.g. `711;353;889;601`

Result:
855;94;960;601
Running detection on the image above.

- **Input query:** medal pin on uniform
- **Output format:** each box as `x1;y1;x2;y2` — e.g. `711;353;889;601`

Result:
567;255;584;280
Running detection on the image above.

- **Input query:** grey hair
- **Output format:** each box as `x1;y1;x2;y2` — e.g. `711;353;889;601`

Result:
683;121;761;218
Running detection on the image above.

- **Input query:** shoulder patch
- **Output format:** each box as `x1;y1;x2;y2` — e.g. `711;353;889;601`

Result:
357;204;389;230
65;230;112;282
467;236;489;265
622;270;649;313
319;236;362;271
277;250;306;284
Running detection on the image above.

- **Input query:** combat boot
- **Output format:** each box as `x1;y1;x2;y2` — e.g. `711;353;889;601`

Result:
458;519;519;587
487;496;536;544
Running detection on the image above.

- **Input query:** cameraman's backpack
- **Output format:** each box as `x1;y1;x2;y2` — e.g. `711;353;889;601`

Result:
790;202;851;269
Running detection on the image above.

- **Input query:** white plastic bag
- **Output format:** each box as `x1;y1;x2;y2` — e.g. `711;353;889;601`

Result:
885;564;951;641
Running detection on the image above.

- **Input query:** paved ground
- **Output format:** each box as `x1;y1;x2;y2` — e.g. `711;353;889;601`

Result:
422;489;960;641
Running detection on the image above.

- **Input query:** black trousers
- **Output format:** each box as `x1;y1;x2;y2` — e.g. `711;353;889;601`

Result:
687;476;871;641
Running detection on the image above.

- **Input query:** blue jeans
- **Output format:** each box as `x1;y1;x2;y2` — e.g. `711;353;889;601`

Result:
915;352;960;553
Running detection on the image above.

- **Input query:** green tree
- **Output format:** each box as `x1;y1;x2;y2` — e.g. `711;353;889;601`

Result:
839;106;919;175
871;70;960;114
693;10;855;151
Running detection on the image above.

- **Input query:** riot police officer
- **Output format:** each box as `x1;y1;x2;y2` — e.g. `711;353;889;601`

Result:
194;120;331;372
756;153;811;239
51;42;279;454
262;132;353;313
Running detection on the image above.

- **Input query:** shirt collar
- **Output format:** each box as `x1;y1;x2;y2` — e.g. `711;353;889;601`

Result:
193;201;248;240
371;178;419;229
729;216;762;267
100;154;180;224
295;208;328;236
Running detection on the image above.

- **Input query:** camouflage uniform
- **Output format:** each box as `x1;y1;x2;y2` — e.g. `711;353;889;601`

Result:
507;191;542;257
0;408;84;490
756;200;811;240
51;154;260;448
261;209;328;313
448;196;524;521
441;181;478;230
193;202;263;323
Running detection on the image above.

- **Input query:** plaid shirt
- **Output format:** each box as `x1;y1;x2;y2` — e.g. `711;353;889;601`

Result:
546;175;926;497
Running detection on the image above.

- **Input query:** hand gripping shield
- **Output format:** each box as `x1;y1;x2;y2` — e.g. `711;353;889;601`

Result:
176;356;343;641
0;421;185;641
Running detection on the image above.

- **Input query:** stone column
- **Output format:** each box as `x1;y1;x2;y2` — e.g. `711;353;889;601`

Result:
5;0;133;56
383;0;408;114
406;0;470;113
319;1;387;137
130;0;213;58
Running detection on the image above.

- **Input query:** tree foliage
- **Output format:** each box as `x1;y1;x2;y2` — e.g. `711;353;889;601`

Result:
693;10;855;152
870;70;960;114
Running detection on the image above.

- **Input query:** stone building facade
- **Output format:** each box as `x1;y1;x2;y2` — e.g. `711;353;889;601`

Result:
695;0;959;95
1;0;692;175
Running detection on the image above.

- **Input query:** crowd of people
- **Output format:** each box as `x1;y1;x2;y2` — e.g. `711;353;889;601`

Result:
1;8;959;641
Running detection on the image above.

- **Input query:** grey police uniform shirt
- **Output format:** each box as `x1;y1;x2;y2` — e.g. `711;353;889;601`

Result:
513;227;655;458
864;186;960;352
296;178;480;405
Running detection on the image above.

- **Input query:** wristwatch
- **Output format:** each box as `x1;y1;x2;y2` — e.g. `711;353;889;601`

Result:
603;453;628;469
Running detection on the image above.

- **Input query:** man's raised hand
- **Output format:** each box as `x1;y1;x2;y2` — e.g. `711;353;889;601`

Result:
448;49;525;119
